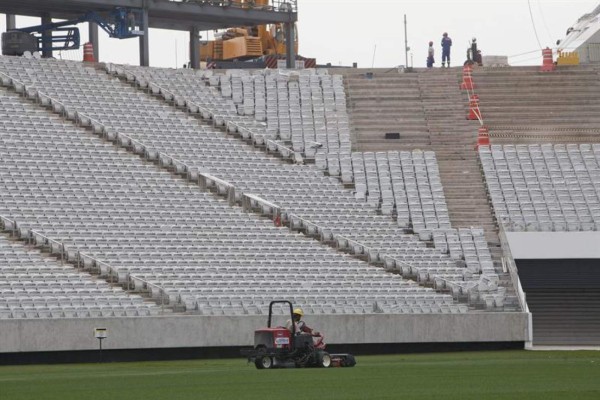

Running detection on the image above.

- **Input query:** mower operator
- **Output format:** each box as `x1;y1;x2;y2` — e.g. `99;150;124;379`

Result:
287;308;320;337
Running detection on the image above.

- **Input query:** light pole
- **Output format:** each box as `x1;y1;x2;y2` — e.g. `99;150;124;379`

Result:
404;14;409;68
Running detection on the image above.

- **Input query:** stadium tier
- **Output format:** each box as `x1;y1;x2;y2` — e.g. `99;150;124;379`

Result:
0;55;536;356
0;82;464;316
106;62;507;300
480;144;600;232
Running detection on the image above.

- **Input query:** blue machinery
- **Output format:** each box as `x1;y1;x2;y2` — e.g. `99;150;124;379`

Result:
7;8;143;54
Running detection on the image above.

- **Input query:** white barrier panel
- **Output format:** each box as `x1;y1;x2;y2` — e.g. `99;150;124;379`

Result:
506;232;600;260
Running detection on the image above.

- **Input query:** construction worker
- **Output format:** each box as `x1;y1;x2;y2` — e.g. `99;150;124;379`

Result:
287;308;325;349
441;32;452;67
287;308;318;335
427;41;435;68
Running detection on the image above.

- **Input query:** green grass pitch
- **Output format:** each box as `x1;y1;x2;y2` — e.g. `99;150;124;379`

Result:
1;351;598;400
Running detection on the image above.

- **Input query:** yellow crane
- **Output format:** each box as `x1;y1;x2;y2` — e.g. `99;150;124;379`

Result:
200;0;298;62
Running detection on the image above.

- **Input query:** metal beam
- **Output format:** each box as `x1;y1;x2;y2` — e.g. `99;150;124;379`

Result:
41;14;53;59
189;26;200;70
0;0;297;31
89;22;99;62
6;14;16;30
139;7;149;66
285;21;295;69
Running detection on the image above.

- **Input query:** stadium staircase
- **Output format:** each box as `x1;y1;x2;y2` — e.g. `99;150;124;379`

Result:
344;70;501;247
343;72;430;151
342;68;521;310
526;289;600;346
518;262;600;346
473;66;600;144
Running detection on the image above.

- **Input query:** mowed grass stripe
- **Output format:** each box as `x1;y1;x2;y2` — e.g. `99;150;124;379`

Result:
0;351;598;400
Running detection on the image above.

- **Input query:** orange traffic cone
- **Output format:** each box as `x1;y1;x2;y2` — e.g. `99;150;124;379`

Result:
467;94;480;120
460;65;475;90
475;126;490;149
540;47;555;72
83;42;95;63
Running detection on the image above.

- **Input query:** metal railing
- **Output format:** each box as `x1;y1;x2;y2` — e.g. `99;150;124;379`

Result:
497;223;529;313
243;193;280;222
169;0;297;13
29;230;67;266
113;66;217;120
0;215;17;237
77;251;118;279
225;120;301;163
129;275;169;311
497;221;532;347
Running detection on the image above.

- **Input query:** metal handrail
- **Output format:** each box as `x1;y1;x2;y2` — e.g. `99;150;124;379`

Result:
225;119;300;161
129;274;169;311
244;193;278;210
77;251;118;279
115;66;216;118
0;215;17;237
29;229;67;265
496;221;532;346
0;71;63;111
497;223;529;313
149;80;214;117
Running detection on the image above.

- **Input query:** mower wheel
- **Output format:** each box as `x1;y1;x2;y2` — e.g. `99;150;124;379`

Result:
255;355;273;370
316;351;331;368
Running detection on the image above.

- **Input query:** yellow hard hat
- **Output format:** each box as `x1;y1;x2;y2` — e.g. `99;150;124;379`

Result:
293;308;304;317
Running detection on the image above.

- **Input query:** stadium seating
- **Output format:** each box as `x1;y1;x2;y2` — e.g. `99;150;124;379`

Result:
114;66;351;158
0;55;509;313
349;150;451;235
103;62;502;301
479;144;600;232
0;77;469;316
0;234;159;319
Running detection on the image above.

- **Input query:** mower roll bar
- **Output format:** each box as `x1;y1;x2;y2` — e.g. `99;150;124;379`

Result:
267;300;297;347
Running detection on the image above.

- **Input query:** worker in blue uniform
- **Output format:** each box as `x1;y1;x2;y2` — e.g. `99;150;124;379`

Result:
441;32;452;68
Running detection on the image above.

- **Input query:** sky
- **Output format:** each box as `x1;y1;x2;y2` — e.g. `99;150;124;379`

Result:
0;0;599;68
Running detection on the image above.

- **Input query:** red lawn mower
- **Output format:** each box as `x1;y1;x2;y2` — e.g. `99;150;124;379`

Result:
241;300;356;369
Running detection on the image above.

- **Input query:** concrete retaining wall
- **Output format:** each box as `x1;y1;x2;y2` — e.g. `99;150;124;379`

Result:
0;312;529;353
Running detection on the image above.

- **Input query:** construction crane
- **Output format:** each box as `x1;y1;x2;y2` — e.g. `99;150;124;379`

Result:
1;8;144;57
199;0;304;67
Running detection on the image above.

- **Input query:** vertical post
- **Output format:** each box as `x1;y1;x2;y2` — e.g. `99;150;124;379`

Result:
6;15;16;31
189;26;200;69
404;14;408;69
285;21;295;69
89;22;99;62
41;13;53;59
139;7;150;67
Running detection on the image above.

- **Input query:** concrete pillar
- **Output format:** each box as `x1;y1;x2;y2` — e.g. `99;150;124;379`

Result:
285;22;295;69
41;14;53;59
139;8;149;66
189;27;200;69
6;15;16;31
88;22;99;62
